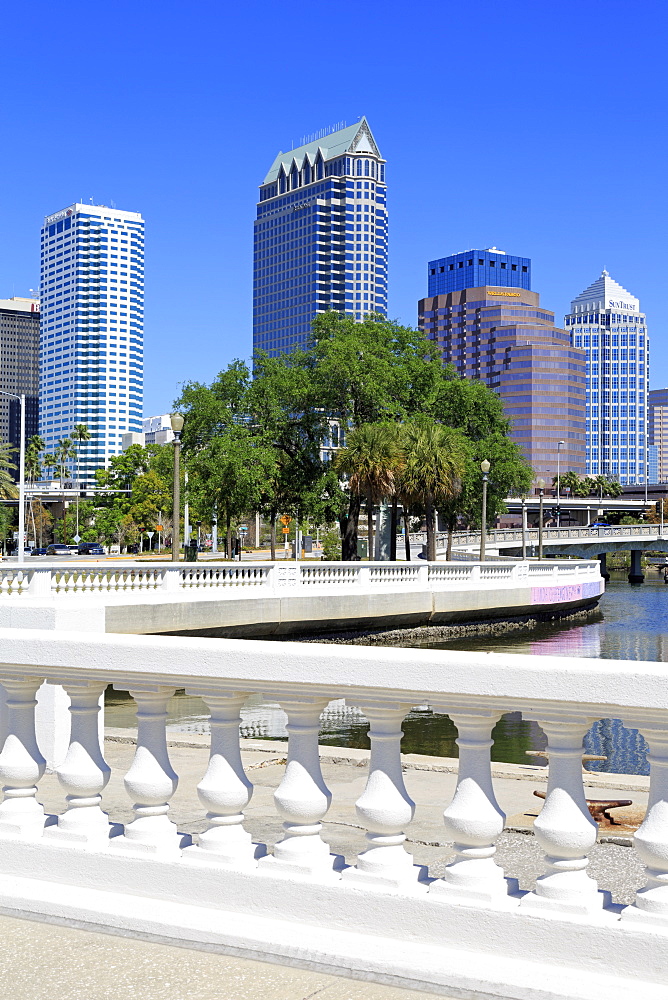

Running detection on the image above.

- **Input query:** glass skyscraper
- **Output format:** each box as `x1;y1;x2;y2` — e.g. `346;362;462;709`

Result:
428;248;531;296
253;118;387;356
565;271;648;485
0;297;40;462
39;203;144;486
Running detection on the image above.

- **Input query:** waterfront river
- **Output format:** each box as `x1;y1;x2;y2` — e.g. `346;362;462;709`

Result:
105;571;668;775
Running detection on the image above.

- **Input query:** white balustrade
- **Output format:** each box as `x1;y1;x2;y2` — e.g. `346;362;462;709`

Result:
521;714;602;915
261;696;342;879
343;701;426;891
112;686;184;855
186;690;264;867
48;680;110;845
621;717;668;924
0;559;603;608
0;677;46;838
431;709;514;906
0;632;664;995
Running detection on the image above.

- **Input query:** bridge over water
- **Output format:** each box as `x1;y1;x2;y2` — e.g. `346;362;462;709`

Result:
410;524;668;581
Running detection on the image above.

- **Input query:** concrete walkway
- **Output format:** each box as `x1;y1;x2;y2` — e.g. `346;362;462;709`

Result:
0;913;438;1000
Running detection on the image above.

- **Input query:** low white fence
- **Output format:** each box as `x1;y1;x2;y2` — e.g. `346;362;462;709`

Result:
0;629;665;998
0;558;602;598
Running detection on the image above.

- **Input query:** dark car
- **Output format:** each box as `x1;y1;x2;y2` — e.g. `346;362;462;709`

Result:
30;547;47;556
45;543;72;556
78;543;105;555
590;521;609;527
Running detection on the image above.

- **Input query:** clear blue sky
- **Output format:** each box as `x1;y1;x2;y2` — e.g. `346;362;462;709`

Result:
1;0;666;416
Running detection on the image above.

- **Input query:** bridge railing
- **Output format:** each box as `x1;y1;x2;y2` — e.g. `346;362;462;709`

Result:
410;524;664;548
0;628;665;997
0;559;602;598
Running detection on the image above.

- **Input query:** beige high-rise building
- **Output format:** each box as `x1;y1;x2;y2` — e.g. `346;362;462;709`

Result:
0;297;40;459
649;388;668;483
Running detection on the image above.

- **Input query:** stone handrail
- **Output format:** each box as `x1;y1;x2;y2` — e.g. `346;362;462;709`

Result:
0;558;602;598
0;628;665;997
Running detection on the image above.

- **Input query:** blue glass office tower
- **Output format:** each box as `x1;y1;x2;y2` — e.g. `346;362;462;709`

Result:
254;118;387;356
428;248;531;296
565;271;649;485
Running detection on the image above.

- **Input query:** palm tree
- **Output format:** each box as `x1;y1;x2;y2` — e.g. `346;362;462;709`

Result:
334;422;403;557
71;423;91;539
42;453;56;481
0;444;18;500
25;436;44;486
71;424;91;488
399;419;468;561
55;438;76;485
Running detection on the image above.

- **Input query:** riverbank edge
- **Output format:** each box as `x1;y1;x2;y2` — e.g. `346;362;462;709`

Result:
279;604;601;646
105;728;647;846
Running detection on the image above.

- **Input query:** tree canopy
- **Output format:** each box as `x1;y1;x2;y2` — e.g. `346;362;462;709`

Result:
174;312;532;559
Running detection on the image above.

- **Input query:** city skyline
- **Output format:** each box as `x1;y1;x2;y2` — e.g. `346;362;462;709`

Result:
0;2;665;418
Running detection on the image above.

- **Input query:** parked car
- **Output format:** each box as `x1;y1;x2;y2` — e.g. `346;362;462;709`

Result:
590;521;609;527
45;543;72;556
78;543;105;555
30;547;47;556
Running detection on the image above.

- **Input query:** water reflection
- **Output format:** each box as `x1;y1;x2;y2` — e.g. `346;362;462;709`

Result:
105;576;665;776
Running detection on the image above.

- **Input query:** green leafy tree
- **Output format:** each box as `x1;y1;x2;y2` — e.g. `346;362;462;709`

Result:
177;313;534;562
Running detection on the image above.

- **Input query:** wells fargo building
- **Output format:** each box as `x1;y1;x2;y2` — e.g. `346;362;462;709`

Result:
418;250;587;480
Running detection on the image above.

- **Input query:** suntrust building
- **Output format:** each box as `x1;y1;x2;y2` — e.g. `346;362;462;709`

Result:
418;249;586;481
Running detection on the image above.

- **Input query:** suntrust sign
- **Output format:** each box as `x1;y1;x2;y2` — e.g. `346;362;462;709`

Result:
45;206;75;225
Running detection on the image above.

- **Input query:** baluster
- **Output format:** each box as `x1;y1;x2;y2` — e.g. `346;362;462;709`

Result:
47;681;111;845
111;686;184;855
0;677;46;838
430;709;515;905
186;691;265;867
521;714;604;914
260;697;342;880
621;719;668;924
342;701;427;891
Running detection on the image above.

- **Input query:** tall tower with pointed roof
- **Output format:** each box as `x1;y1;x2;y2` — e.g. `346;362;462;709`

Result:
253;118;388;356
565;271;649;485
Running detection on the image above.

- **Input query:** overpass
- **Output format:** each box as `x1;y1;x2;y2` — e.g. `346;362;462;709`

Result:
409;524;668;582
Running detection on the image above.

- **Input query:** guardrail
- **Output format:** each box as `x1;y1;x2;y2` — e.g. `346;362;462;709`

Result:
0;559;602;598
0;629;665;998
410;524;664;549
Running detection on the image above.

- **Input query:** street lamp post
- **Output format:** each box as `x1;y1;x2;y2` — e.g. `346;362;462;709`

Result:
479;459;490;562
0;391;25;564
170;413;184;563
521;497;527;559
556;441;565;501
556;441;565;528
537;478;546;560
